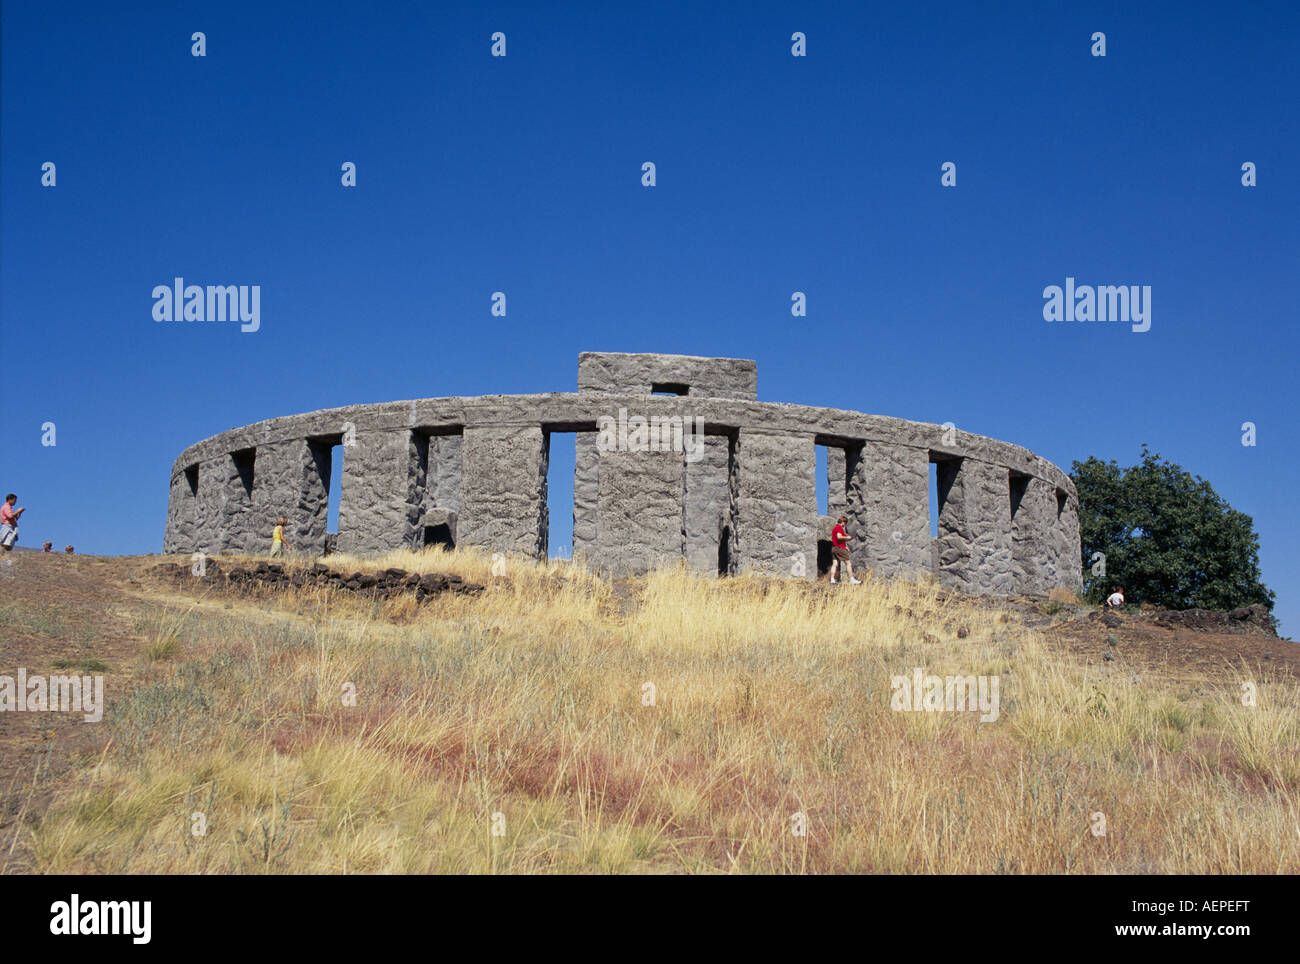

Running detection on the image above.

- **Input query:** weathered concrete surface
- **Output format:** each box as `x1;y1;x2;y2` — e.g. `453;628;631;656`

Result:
846;441;931;577
683;435;731;573
573;432;598;560
579;352;757;400
1009;476;1083;594
163;469;198;554
1011;475;1055;594
425;434;462;515
338;430;422;553
458;425;547;557
827;446;849;517
250;438;330;554
1045;485;1083;593
733;431;816;578
1056;490;1083;592
189;459;226;554
203;453;252;553
171;395;1077;498
935;459;1013;595
595;445;684;575
165;352;1081;596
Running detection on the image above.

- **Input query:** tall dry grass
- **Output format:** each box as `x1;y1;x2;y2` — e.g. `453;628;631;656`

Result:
10;547;1299;873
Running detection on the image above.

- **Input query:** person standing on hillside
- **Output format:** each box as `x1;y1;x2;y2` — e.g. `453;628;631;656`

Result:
1;494;24;551
271;516;293;558
1106;586;1125;608
829;515;861;585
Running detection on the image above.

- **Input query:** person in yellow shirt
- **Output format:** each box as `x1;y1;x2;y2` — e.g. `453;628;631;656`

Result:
271;516;293;557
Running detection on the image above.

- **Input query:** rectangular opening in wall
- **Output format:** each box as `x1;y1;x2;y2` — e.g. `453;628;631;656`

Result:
543;429;576;559
930;453;963;574
423;522;454;550
681;425;735;578
546;420;599;562
1056;488;1068;518
231;448;255;499
411;431;432;550
414;426;463;551
816;445;831;577
1010;472;1030;521
328;446;343;536
651;382;689;396
813;434;858;579
813;443;833;577
184;464;199;497
305;435;343;553
718;428;738;576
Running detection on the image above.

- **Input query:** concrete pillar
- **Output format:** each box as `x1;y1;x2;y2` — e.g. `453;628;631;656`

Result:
846;441;930;576
595;443;685;576
427;435;463;514
1011;476;1056;594
190;454;241;553
246;443;291;554
458;425;547;558
338;430;423;553
935;459;1013;594
1052;486;1083;592
573;431;598;559
827;446;848;517
683;435;730;574
164;467;199;553
733;431;816;578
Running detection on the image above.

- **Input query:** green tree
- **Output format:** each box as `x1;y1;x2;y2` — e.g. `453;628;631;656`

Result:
1070;445;1274;611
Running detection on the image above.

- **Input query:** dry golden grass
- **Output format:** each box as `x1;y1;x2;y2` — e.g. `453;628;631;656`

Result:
10;546;1299;874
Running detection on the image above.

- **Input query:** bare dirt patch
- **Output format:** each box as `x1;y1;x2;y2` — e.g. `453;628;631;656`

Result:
0;553;157;849
1035;605;1295;682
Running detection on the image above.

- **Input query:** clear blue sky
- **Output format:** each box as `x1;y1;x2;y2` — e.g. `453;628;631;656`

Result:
2;1;1296;631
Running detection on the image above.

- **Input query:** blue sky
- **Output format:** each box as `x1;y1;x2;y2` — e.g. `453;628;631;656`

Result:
2;1;1296;630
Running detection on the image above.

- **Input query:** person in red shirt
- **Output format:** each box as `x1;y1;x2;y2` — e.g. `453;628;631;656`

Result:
829;515;861;585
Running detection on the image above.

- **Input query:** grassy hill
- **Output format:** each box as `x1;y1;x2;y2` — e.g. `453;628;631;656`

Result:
1;548;1296;874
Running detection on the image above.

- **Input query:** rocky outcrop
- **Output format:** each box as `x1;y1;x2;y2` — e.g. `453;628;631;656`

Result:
154;560;485;602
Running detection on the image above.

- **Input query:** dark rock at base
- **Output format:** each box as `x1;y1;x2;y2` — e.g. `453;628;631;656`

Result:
159;560;485;606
